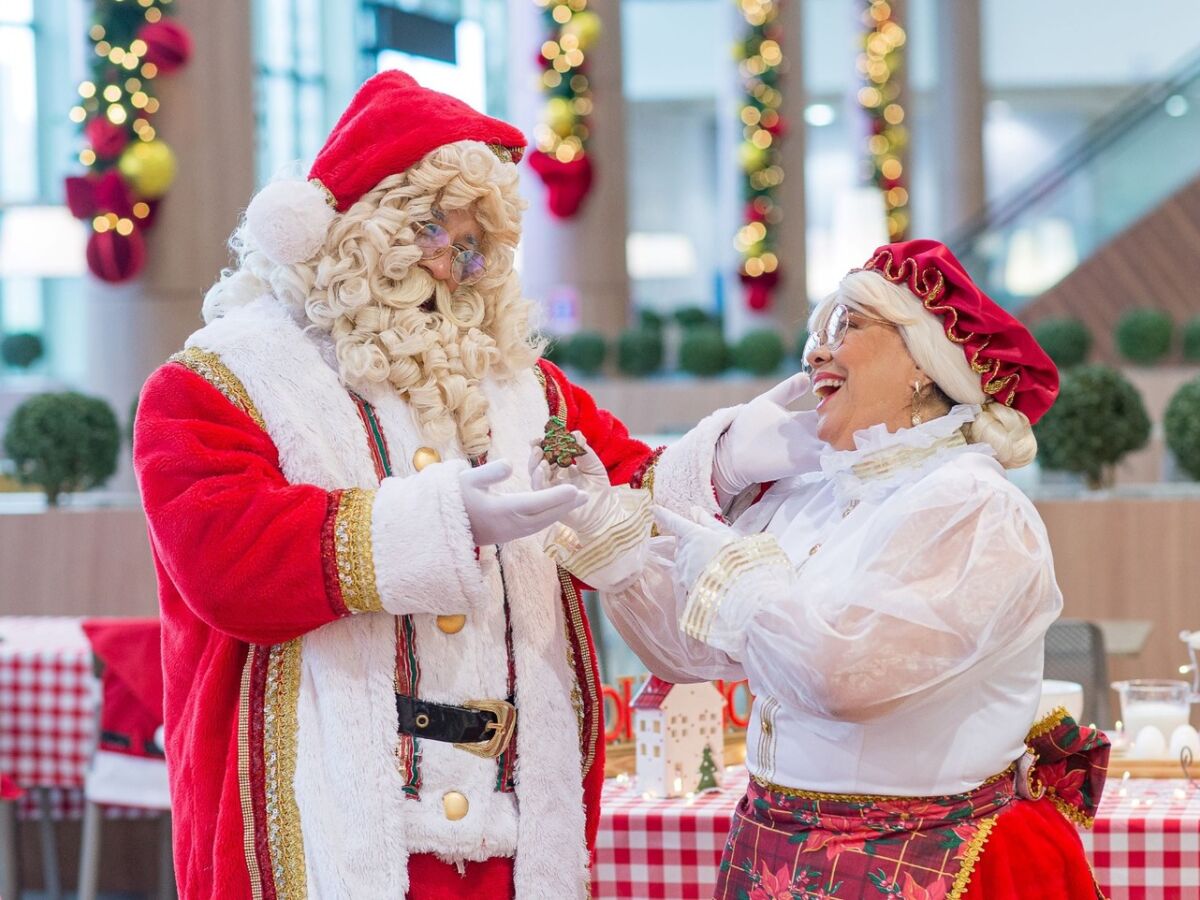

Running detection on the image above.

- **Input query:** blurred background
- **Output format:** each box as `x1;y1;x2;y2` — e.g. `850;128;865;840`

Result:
3;0;1200;894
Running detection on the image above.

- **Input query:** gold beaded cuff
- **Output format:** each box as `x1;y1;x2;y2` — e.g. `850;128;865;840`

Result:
332;488;383;613
681;533;791;644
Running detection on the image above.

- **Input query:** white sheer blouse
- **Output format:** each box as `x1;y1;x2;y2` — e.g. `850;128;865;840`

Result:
603;406;1062;796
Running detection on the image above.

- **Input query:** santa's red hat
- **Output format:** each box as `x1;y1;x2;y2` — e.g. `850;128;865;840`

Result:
857;239;1059;424
245;70;526;266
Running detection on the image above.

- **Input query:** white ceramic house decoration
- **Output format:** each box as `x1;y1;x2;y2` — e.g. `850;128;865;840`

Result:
631;675;725;798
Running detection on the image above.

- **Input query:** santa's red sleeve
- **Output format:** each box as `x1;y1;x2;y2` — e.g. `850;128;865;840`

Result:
535;359;660;486
134;361;489;647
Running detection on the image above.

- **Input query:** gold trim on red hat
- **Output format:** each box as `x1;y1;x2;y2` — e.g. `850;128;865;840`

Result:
486;143;524;165
858;249;1019;408
308;177;338;210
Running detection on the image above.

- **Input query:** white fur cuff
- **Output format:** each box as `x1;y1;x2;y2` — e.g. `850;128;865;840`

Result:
371;460;492;616
651;406;740;519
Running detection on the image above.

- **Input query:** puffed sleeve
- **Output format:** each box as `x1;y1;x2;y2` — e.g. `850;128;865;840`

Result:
680;468;1062;720
599;537;746;684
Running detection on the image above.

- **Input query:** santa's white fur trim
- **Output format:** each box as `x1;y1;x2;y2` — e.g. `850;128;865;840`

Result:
244;178;335;266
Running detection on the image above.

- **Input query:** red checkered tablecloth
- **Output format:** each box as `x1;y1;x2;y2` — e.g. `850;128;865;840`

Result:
592;769;1200;900
0;616;95;818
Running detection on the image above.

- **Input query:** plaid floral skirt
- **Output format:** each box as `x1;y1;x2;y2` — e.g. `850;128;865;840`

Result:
714;711;1109;900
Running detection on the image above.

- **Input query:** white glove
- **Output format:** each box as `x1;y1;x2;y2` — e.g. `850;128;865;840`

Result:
529;435;621;538
712;372;820;499
650;505;737;592
459;459;585;547
530;435;653;588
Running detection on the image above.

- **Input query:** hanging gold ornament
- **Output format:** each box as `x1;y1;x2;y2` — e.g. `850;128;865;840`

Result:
118;138;177;198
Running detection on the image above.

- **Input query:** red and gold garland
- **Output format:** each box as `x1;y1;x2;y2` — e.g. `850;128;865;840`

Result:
64;0;192;283
529;0;600;218
734;0;786;311
858;0;909;240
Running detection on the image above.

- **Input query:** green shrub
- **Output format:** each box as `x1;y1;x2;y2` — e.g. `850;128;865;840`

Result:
1115;309;1173;365
674;306;715;329
1165;377;1200;480
1032;318;1092;368
1182;317;1200;363
637;309;665;332
679;327;729;377
616;328;663;377
1033;365;1150;488
732;329;785;375
1;332;44;369
3;392;120;505
562;331;607;376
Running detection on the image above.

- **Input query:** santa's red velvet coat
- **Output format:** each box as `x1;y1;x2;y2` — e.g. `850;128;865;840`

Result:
133;296;668;899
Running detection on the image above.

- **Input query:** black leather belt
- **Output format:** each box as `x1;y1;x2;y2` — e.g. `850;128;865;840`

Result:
396;694;517;759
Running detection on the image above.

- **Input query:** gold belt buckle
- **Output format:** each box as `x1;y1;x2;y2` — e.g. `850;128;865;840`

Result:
454;699;517;759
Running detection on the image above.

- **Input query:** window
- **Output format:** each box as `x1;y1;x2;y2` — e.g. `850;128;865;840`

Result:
253;0;329;185
652;719;660;734
0;0;86;378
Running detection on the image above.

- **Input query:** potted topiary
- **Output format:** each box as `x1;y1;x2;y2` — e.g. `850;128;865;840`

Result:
1182;316;1200;364
1;332;44;369
1033;365;1150;489
1165;376;1200;480
1115;309;1173;365
732;329;785;376
562;331;607;376
616;327;664;377
1032;318;1092;368
679;327;729;377
3;391;120;505
673;306;715;330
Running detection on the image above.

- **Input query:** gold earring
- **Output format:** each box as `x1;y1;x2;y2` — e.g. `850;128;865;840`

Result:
911;380;923;427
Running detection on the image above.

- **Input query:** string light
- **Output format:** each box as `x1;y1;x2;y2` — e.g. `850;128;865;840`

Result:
734;0;786;309
860;0;909;239
534;0;598;166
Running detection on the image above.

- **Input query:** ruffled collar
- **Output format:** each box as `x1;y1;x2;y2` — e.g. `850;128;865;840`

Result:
805;405;989;501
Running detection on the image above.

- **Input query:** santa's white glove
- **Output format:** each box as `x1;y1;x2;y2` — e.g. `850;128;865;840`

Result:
712;372;820;500
530;435;652;588
459;459;585;547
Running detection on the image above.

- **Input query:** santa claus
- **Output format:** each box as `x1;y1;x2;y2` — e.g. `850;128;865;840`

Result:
134;71;687;900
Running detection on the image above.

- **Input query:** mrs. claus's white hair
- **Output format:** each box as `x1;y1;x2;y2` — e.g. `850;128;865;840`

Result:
809;269;1037;468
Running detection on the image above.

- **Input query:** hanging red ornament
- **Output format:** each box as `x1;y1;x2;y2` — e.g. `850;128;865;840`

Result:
86;227;147;283
739;268;781;311
85;117;129;160
136;20;193;76
528;151;594;219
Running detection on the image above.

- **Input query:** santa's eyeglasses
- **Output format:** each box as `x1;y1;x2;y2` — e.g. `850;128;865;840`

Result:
413;221;487;286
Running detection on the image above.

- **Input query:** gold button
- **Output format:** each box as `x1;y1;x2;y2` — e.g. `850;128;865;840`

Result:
437;614;467;634
762;719;772;735
412;447;441;471
415;713;430;729
442;791;469;821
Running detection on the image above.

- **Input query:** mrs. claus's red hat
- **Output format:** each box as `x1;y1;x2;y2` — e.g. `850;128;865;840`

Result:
857;239;1059;424
245;70;526;266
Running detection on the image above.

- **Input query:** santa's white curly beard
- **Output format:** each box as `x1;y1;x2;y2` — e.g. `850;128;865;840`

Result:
317;264;503;459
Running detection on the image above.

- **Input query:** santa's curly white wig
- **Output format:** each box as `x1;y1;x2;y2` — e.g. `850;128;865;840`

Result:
203;141;542;458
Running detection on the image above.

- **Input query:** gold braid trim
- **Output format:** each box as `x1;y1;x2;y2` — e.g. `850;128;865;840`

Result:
1024;705;1071;742
170;348;266;430
850;431;967;482
333;488;383;613
682;533;790;643
948;814;998;900
752;764;1016;803
238;650;265;900
1047;790;1096;829
263;640;307;899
